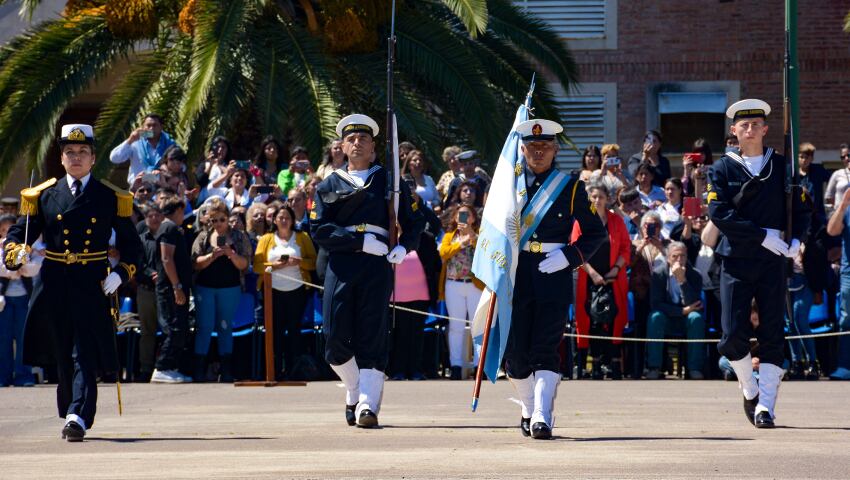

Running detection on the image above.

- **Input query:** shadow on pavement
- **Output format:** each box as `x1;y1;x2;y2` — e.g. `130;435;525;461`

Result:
86;436;274;442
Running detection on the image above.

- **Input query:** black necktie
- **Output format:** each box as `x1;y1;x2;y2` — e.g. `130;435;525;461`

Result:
73;179;83;198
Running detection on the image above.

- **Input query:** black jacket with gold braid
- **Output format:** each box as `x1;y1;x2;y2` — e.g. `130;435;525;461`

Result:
3;176;142;369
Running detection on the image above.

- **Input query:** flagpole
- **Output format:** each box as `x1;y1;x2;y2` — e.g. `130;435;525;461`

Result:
471;291;497;412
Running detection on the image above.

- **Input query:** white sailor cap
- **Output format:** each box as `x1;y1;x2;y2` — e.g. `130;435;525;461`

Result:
59;123;95;145
336;114;379;138
456;150;478;161
726;99;771;121
516;119;563;141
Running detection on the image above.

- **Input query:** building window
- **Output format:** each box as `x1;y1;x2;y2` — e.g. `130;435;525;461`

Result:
514;0;617;50
647;82;741;155
550;83;617;171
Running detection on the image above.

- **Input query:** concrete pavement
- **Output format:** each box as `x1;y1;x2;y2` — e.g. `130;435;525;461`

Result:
1;379;848;479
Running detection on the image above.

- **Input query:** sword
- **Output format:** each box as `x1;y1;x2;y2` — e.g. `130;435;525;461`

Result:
106;272;123;416
15;170;35;265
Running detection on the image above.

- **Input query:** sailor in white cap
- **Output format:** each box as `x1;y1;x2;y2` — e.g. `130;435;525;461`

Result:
3;124;143;441
505;118;606;439
707;99;810;428
311;114;425;428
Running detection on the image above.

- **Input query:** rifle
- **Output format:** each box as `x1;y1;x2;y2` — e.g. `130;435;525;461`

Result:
386;0;400;328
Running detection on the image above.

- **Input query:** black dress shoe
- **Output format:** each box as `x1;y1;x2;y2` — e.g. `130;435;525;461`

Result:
530;422;552;440
450;366;462;380
345;404;357;426
743;394;759;425
754;411;775;428
357;409;379;428
61;422;85;442
520;417;531;437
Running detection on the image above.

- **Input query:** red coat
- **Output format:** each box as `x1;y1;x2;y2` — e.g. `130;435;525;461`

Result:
571;211;631;349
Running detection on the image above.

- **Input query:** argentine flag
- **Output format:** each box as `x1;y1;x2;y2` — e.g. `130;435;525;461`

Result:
470;100;530;383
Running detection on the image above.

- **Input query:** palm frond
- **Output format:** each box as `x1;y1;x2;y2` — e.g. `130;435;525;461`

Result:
265;19;339;158
487;0;579;93
146;34;194;131
438;0;488;38
250;19;290;139
177;0;251;138
0;15;133;183
394;11;501;159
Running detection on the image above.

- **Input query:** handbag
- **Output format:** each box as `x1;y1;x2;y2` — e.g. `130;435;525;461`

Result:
587;283;618;329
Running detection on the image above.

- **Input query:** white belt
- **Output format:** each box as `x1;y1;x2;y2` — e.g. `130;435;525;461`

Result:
521;242;566;254
345;224;389;237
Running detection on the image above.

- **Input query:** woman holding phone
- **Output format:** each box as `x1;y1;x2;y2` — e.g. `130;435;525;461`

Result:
657;178;684;239
224;168;255;210
254;205;317;380
439;205;485;380
571;183;630;379
191;204;252;382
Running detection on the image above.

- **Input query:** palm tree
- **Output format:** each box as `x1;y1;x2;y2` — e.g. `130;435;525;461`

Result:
0;0;578;185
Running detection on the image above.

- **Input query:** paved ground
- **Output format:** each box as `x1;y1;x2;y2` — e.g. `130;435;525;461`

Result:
1;379;848;479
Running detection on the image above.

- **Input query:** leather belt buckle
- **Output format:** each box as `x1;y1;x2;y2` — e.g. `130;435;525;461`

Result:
529;241;542;253
355;223;367;233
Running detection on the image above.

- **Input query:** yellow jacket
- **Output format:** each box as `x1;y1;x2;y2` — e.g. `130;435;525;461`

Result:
253;231;317;291
438;230;484;300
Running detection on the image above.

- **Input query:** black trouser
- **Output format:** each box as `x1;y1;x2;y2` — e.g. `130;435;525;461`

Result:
505;253;570;378
718;255;786;366
389;300;427;376
272;286;308;376
155;285;189;371
323;253;393;371
55;331;99;429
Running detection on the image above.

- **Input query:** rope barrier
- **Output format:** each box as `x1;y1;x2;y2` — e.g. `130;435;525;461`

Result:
266;268;850;343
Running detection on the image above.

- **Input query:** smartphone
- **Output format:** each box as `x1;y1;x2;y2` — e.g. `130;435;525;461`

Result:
216;235;226;247
646;223;657;238
141;173;159;184
683;152;704;165
458;211;469;224
140;130;154;139
279;254;290;263
607;157;621;166
234;160;251;170
255;185;274;194
683;197;701;218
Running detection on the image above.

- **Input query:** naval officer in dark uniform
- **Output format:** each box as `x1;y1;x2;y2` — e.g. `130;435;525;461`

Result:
3;124;142;441
708;99;810;428
505;119;606;439
311;114;424;428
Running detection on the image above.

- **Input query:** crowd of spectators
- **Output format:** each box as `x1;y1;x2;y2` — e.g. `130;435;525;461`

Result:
4;113;850;386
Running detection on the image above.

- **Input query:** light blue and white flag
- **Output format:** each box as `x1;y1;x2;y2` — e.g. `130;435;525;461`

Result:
470;93;533;383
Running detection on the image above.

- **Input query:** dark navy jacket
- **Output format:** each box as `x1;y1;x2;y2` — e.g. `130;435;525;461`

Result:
311;164;424;254
708;148;810;259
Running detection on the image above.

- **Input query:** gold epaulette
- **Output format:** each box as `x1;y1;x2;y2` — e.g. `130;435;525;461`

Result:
100;179;133;217
19;178;57;216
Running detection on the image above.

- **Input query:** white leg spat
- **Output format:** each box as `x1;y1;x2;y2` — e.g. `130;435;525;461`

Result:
357;368;386;416
729;354;759;400
756;362;784;419
330;357;360;405
531;370;560;428
508;373;535;418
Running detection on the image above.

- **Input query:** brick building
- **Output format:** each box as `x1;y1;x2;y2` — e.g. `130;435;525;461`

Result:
520;0;850;170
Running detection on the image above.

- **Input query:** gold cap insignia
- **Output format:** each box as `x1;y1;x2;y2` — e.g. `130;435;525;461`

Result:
67;128;86;142
531;123;542;136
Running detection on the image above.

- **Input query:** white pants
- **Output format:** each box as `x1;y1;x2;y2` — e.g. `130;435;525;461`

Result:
445;280;483;367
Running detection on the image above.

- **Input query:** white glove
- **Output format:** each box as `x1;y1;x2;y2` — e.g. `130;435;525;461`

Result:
362;233;389;256
785;238;801;258
102;272;122;295
538;249;569;274
386;245;407;264
0;295;6;313
760;229;788;256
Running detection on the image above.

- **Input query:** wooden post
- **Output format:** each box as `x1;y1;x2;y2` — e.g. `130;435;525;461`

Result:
471;292;497;412
235;269;307;387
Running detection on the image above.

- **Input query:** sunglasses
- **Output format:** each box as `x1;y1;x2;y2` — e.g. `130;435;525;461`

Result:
842;155;850;160
137;189;150;194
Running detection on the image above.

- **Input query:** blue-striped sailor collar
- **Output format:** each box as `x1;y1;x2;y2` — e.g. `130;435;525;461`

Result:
725;147;775;180
332;163;382;188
